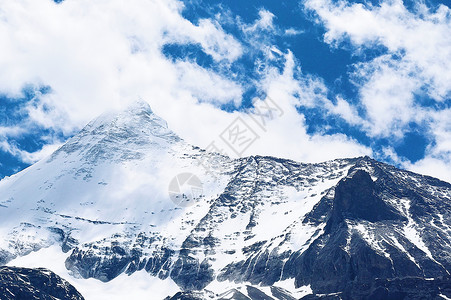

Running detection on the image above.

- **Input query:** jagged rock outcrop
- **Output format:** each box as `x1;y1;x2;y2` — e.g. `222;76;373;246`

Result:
301;276;451;300
0;266;84;300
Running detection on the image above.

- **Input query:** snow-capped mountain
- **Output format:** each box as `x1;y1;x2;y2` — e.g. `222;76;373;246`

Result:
1;101;450;299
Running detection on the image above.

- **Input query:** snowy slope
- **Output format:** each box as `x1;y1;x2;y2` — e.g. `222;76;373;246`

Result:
1;101;451;299
0;101;232;258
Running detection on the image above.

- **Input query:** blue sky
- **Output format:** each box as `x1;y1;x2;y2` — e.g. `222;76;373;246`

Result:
1;0;450;182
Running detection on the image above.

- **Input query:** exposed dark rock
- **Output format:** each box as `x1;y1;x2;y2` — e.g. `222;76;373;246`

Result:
270;286;297;300
48;227;78;253
164;291;205;300
246;285;274;299
170;256;214;290
65;246;132;282
0;266;84;300
217;289;251;300
280;165;451;296
302;276;451;300
325;170;404;233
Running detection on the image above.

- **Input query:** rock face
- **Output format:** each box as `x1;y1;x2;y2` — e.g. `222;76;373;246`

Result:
166;285;299;300
327;169;403;227
0;266;84;300
1;101;451;299
301;276;451;300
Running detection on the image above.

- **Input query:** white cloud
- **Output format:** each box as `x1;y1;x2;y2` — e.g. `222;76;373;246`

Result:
20;143;63;164
230;51;371;162
284;28;305;36
172;60;243;105
352;55;421;137
0;138;62;164
0;0;371;173
407;157;451;184
325;96;363;126
242;9;275;33
408;108;451;182
306;0;451;132
304;0;451;182
0;126;25;137
0;0;243;123
144;50;371;163
165;18;243;62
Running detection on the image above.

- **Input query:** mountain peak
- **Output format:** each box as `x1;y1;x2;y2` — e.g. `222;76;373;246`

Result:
85;100;163;132
49;99;181;163
119;99;158;120
126;99;153;113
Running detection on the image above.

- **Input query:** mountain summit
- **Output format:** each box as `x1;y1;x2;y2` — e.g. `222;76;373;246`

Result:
51;100;181;164
1;101;450;299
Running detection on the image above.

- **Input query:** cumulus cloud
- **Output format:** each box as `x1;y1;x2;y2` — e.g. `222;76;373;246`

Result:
406;108;451;182
242;9;275;33
0;0;245;114
408;158;451;184
0;140;62;165
172;60;243;105
351;55;421;137
0;0;371;172
306;0;451;128
225;51;371;162
165;18;243;62
0;126;25;137
304;0;451;182
2;0;449;184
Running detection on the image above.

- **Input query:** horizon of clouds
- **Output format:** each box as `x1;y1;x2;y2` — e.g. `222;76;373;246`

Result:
0;0;450;183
